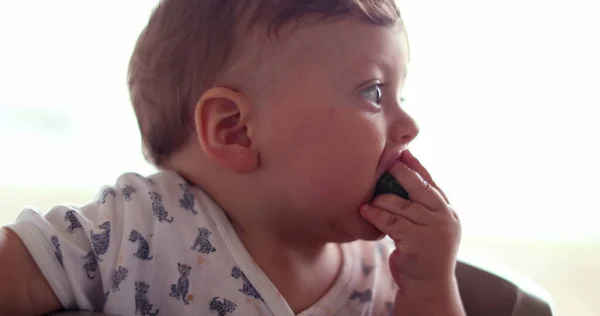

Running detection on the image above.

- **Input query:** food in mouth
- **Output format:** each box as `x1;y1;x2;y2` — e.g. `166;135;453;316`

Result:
371;172;410;201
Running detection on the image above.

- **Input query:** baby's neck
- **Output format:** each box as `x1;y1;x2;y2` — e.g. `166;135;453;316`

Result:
171;159;344;311
232;220;343;314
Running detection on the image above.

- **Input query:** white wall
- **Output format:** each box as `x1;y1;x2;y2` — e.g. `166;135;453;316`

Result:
401;0;600;239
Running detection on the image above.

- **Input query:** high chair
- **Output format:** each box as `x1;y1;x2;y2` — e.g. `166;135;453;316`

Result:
456;255;554;316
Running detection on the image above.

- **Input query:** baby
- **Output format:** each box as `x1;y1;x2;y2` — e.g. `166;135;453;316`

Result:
0;0;463;315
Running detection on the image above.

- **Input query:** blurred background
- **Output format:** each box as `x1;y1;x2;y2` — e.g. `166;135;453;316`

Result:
0;1;598;315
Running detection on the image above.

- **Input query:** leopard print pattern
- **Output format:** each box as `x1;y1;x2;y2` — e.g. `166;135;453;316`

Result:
90;221;111;261
149;192;173;223
64;210;83;233
169;263;191;305
135;281;160;316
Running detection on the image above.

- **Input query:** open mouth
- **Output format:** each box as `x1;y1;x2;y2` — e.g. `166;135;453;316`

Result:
376;150;406;179
368;149;410;202
370;172;410;202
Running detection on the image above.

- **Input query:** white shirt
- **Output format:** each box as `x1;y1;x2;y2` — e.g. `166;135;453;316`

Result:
4;170;398;316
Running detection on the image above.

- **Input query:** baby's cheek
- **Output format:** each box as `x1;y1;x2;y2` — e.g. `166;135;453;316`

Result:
307;161;375;209
265;109;383;211
308;135;381;208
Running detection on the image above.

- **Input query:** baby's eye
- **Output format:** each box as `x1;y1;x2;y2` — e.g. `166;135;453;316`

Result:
361;84;383;105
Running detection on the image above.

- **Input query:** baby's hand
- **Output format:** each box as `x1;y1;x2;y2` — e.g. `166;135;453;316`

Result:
360;150;464;315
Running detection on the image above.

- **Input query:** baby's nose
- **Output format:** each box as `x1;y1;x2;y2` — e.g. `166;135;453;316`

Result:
389;113;419;145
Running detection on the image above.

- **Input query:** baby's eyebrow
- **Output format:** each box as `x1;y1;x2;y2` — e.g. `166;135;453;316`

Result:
350;58;408;81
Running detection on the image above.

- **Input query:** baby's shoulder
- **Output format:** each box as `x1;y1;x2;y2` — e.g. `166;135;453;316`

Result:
80;170;214;224
20;170;218;234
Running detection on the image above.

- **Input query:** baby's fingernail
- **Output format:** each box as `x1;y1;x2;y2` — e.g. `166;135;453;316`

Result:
360;205;371;216
403;150;417;161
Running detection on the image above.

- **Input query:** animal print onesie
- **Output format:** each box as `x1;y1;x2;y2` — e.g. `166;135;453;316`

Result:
4;171;398;316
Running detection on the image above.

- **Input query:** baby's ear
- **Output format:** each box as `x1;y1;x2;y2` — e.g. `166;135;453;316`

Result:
194;87;259;173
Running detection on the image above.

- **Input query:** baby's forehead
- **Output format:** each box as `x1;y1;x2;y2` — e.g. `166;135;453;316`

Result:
225;17;408;91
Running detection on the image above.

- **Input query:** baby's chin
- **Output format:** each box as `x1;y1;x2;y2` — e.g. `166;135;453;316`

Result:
320;214;384;244
336;200;386;241
345;219;387;242
359;227;387;241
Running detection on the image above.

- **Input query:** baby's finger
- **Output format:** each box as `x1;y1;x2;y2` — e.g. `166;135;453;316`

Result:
401;150;450;204
371;194;435;226
360;204;419;239
388;162;447;212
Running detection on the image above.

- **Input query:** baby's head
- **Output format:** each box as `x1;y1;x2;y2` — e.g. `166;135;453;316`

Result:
128;0;419;244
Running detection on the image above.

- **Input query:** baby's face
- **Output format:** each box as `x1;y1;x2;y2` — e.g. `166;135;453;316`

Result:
251;16;418;242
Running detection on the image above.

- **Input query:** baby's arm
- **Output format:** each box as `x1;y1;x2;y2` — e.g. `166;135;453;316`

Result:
0;227;62;315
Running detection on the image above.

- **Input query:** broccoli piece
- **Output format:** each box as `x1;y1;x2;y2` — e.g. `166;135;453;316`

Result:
372;172;410;201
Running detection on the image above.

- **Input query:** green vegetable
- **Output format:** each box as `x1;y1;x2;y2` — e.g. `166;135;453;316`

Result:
372;172;410;201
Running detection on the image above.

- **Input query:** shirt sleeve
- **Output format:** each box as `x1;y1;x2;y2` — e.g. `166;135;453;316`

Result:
3;186;125;311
